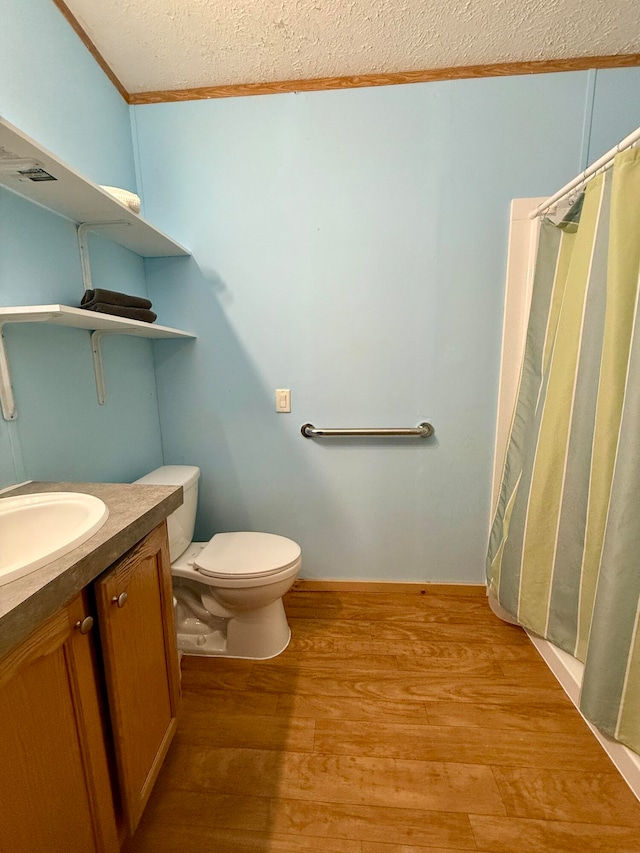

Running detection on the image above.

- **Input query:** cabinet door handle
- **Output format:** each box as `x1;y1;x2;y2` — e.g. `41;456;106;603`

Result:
74;616;94;635
112;592;128;608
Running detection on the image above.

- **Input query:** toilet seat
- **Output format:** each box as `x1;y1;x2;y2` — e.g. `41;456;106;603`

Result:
195;532;301;580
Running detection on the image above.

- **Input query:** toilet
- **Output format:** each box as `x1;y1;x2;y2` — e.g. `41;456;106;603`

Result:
134;465;301;659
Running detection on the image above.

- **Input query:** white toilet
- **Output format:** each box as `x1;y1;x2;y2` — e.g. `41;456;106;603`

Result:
134;465;301;659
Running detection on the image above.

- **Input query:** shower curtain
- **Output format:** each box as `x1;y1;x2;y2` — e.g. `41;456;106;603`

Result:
488;147;640;754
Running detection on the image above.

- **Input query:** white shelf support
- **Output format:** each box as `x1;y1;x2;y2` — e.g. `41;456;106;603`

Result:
90;330;108;405
0;313;59;421
90;329;138;405
77;221;131;291
0;324;16;421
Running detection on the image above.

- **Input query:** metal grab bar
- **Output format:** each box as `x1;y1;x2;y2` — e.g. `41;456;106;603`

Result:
301;422;434;439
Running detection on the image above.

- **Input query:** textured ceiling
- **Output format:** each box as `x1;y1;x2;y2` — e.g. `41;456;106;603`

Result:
62;0;640;93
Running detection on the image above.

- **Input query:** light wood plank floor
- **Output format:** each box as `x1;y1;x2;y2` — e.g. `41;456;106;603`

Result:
124;586;640;853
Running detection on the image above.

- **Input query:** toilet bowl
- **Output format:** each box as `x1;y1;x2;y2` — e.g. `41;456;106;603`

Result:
134;466;301;659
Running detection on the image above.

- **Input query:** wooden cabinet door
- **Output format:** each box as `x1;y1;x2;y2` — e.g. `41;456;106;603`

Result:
95;521;180;835
0;594;119;853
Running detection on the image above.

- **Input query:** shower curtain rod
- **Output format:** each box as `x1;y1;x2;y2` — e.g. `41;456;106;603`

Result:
530;124;640;219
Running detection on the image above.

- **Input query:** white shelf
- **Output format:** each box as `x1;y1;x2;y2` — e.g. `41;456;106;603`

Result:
0;305;195;338
0;305;196;420
0;116;189;258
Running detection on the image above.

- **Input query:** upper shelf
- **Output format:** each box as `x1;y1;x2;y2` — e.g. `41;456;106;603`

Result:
0;117;189;258
0;305;195;339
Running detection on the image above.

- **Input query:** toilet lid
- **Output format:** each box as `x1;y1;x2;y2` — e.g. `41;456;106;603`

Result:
195;532;301;579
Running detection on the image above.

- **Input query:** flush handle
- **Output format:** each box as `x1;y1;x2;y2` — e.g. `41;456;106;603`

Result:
74;616;94;635
112;592;128;608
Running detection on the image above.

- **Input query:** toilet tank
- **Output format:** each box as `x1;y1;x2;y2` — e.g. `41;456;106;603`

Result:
134;465;200;561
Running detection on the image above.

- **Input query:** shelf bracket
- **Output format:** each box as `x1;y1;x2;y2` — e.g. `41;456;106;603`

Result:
91;330;108;405
0;323;126;416
0;324;16;421
91;329;138;405
77;221;131;291
0;315;58;421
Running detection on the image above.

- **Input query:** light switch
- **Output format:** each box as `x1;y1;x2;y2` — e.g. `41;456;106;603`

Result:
275;389;291;413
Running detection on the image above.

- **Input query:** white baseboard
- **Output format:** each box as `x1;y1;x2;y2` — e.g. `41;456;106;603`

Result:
527;632;640;802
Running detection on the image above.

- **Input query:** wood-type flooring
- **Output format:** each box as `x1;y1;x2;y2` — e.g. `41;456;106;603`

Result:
124;584;640;853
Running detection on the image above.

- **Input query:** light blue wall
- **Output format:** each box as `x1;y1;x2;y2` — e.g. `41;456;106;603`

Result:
3;0;639;581
587;68;640;162
134;69;639;582
0;0;164;487
0;0;135;189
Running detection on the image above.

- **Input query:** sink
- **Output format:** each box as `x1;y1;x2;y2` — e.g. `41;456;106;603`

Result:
0;492;109;586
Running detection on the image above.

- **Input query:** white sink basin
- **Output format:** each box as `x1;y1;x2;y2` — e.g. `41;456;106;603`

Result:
0;492;109;586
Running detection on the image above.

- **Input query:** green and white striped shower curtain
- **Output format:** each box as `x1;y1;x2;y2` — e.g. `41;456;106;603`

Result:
488;147;640;753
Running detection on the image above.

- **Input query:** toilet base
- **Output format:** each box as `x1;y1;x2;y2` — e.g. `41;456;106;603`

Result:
177;627;291;660
175;596;292;660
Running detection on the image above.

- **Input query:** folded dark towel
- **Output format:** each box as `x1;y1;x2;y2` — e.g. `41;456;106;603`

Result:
81;288;152;310
82;303;157;323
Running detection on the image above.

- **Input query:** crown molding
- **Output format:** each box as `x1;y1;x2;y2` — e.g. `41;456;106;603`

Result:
129;54;640;104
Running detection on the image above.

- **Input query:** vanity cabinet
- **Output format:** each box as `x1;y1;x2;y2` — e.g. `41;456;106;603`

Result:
95;521;180;835
0;521;180;850
0;593;120;853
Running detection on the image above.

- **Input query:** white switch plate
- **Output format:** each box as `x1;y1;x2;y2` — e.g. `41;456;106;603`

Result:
275;389;291;413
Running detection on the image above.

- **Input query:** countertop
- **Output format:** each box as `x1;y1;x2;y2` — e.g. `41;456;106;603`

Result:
0;480;183;659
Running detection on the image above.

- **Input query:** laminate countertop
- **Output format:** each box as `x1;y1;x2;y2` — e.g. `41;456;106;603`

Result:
0;480;182;659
